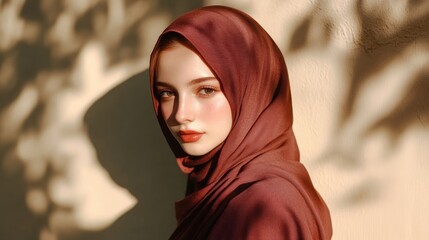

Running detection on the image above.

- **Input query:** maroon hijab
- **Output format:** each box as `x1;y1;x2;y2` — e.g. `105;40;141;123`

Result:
149;6;332;239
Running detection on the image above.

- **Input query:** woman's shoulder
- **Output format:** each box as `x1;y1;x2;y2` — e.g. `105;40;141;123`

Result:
234;175;310;213
207;173;331;239
236;160;316;204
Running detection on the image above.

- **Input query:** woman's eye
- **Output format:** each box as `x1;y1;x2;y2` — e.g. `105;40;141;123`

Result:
158;90;175;99
197;87;217;96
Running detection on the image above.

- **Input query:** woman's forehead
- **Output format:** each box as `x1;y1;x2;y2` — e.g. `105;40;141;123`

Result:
156;44;217;86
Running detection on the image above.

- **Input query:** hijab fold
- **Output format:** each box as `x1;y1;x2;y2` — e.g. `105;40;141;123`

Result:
149;5;332;239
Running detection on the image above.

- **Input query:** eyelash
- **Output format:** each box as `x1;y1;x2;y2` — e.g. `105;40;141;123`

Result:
157;90;174;98
197;85;219;97
156;85;220;100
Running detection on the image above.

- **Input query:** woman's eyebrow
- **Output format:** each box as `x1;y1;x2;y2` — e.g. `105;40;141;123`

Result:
155;77;218;87
188;77;218;86
154;81;172;88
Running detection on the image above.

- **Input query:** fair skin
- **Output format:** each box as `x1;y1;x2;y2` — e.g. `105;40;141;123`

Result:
155;43;233;156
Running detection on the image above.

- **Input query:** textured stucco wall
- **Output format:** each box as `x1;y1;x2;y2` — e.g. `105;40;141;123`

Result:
238;0;429;239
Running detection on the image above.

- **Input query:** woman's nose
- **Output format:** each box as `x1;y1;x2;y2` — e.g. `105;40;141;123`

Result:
174;94;195;123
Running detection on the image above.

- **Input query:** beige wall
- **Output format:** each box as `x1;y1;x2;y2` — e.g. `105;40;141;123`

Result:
0;0;428;239
242;0;429;239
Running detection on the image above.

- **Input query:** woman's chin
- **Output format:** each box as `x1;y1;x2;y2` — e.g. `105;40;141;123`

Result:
181;142;212;157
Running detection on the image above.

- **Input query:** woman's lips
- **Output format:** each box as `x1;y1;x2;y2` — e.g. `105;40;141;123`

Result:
179;130;204;143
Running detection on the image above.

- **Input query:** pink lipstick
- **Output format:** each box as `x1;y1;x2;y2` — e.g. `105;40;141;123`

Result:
179;130;203;143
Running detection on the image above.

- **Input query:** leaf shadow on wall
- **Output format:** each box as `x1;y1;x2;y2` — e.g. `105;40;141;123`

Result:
0;0;204;239
286;0;429;206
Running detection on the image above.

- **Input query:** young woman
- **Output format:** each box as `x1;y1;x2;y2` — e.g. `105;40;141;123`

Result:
149;5;332;239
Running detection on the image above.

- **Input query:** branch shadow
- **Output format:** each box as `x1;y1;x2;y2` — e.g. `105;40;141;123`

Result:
285;0;429;206
340;0;429;128
365;70;429;141
1;0;205;239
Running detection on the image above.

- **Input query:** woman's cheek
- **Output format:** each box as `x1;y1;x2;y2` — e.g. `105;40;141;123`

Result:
160;102;173;121
201;97;232;128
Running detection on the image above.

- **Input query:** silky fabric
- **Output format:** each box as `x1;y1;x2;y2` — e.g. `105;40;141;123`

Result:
149;6;332;240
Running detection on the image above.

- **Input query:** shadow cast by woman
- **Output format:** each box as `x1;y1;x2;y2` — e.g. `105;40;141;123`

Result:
74;70;186;240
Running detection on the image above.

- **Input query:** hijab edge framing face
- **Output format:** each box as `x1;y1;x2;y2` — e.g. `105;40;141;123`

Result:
149;5;298;185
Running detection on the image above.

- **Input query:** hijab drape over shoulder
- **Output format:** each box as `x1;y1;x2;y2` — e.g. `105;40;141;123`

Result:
149;5;332;240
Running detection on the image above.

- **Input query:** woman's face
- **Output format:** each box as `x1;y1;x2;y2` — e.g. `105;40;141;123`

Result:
155;43;233;156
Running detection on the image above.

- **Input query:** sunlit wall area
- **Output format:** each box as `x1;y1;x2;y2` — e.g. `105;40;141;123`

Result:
0;0;428;239
0;0;195;239
250;1;429;240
